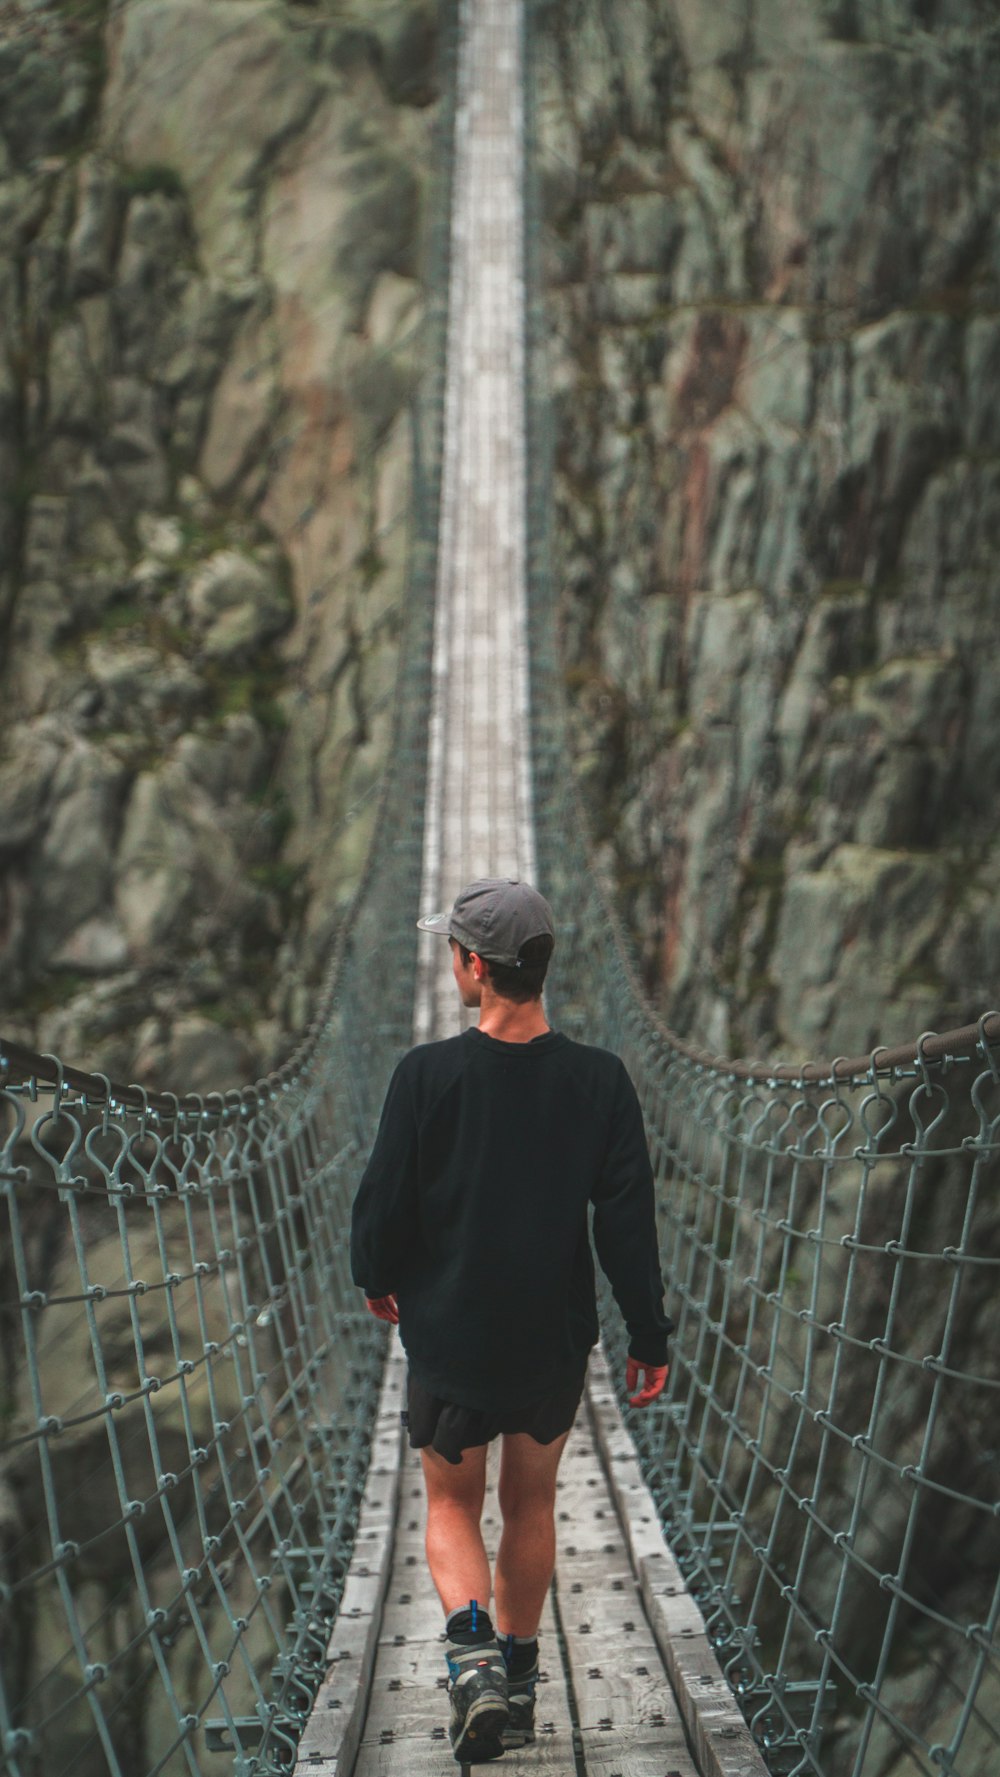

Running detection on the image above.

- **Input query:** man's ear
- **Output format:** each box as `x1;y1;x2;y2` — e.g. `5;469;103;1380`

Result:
470;951;487;981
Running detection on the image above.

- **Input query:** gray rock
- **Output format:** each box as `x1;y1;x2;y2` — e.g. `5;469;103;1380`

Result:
33;744;130;957
775;594;870;777
0;23;91;167
22;495;70;582
583;192;683;279
82;639;205;733
65;457;130;578
346;343;417;460
368;1;439;108
184;548;290;659
173;714;267;800
964;318;1000;457
198;305;275;495
103;376;169;507
135;1014;260;1094
46;317;99;437
773;844;949;1055
102;0;325;281
6;582;84;716
114;756;274;959
0;724;65;854
52;915;130;974
113;766;200;955
853;652;964;749
135;514;184;561
67;156;123;295
335;149;421;329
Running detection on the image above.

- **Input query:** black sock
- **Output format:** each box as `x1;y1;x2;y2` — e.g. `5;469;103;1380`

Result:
446;1601;495;1646
499;1633;538;1677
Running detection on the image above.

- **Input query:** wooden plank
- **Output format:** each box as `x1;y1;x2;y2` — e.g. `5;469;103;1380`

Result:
361;1596;578;1750
581;1758;698;1777
350;1734;450;1777
294;1345;407;1772
554;1480;634;1560
559;1589;688;1740
553;1473;694;1762
372;1604;571;1752
381;1584;442;1627
571;1649;683;1735
353;1438;583;1773
365;1641;441;1683
560;1556;637;1593
579;1733;699;1777
585;1350;770;1777
375;1625;444;1652
578;1723;699;1755
357;1658;580;1749
352;1724;579;1777
531;1593;577;1746
557;1570;652;1630
390;1547;429;1581
374;1568;442;1651
549;1372;709;1770
561;1618;662;1663
642;1556;710;1634
358;1678;455;1742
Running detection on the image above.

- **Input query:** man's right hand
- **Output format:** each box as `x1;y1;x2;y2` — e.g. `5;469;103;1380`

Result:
365;1294;399;1325
626;1356;668;1407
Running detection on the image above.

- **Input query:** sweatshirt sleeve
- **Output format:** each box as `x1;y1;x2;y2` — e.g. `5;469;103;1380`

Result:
350;1060;420;1297
591;1060;673;1365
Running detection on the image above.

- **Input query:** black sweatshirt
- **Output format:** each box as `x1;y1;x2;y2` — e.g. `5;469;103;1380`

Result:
350;1027;672;1412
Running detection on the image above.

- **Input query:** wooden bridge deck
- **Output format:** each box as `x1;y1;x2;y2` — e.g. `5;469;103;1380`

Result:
295;1346;763;1777
295;3;767;1774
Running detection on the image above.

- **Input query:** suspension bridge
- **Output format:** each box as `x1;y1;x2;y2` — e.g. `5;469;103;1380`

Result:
1;5;998;1777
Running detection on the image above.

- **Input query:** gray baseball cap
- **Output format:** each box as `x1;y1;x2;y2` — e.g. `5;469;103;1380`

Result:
417;877;555;968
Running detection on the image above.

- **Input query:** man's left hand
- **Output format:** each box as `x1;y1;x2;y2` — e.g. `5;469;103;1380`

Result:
365;1294;399;1325
626;1357;668;1407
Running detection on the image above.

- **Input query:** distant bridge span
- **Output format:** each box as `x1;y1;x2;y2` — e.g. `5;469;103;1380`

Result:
300;7;762;1770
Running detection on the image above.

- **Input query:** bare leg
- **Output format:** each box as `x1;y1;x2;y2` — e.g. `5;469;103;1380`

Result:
493;1430;571;1637
421;1444;491;1615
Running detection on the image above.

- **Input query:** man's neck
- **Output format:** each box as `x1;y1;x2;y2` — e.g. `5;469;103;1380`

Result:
475;988;550;1044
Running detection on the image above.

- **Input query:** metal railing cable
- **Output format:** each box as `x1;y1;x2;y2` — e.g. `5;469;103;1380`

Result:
521;11;1000;1777
0;12;460;1776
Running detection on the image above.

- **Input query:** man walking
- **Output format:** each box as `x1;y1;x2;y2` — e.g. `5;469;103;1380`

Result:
350;878;671;1764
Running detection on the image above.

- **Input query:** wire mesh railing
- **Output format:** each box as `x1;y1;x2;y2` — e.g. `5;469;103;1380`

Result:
0;11;460;1774
522;9;1000;1777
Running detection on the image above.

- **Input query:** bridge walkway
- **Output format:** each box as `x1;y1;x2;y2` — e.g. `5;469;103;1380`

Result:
297;2;766;1774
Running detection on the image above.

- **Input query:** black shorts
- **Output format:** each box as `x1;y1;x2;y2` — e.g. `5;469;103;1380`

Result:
405;1371;585;1466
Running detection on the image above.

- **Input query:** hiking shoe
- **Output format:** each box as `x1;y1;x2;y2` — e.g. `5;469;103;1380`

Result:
501;1662;537;1748
445;1641;509;1763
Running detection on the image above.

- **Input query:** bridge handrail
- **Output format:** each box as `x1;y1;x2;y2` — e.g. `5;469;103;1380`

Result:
7;992;998;1110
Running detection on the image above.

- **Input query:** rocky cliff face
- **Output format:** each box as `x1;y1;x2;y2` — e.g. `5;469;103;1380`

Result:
535;0;1000;1063
0;0;441;1090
